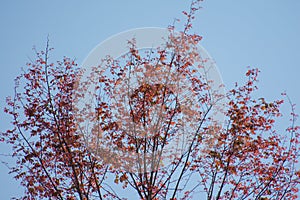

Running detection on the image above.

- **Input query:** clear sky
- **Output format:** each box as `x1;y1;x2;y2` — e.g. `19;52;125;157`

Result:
1;1;300;199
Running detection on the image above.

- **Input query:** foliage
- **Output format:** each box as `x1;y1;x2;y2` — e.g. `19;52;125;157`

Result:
2;44;110;199
2;0;300;199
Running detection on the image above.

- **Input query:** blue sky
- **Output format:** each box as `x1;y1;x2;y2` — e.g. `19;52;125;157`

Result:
1;1;300;199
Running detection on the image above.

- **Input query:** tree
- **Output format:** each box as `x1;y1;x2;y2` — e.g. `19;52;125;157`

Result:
2;0;300;199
